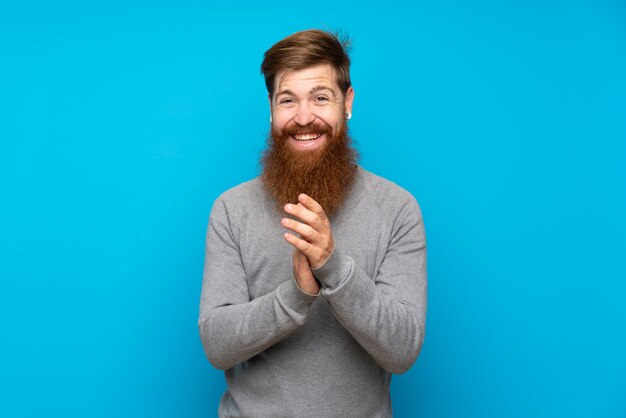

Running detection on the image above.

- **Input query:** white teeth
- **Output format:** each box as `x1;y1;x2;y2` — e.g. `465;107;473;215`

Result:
293;133;321;141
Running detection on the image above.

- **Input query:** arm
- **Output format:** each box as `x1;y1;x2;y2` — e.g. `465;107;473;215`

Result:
283;194;427;374
198;198;317;370
316;198;426;374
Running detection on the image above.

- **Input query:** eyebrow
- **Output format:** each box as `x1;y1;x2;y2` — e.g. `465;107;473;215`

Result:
275;85;337;98
310;85;337;96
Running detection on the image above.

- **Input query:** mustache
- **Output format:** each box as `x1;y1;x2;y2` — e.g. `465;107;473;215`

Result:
281;121;332;136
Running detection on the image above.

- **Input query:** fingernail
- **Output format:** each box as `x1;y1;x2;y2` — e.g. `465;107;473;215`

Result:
285;204;293;210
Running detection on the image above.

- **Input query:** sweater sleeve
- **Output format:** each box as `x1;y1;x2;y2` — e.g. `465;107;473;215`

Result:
198;198;318;371
313;197;427;374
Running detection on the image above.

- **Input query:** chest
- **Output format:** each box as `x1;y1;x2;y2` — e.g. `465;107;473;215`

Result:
236;207;391;299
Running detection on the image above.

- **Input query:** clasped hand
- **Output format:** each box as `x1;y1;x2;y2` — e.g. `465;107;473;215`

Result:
282;193;335;294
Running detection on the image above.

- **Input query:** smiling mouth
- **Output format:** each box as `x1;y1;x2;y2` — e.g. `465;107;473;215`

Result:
291;133;323;142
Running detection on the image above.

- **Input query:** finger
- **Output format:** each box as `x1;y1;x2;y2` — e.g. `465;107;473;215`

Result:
292;249;303;268
282;217;318;242
292;250;319;294
298;193;328;222
293;250;312;274
293;250;315;281
283;232;314;256
284;203;323;230
293;249;311;269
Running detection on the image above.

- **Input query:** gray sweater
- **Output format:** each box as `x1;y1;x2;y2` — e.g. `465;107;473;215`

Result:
199;166;427;417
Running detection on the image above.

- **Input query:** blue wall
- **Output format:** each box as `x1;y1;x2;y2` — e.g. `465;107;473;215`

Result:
2;1;625;417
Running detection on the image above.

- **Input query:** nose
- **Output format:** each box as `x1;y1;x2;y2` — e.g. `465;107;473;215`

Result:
293;103;317;126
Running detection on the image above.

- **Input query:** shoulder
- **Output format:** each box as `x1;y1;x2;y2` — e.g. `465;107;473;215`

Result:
353;167;426;243
216;177;264;204
210;176;268;219
356;167;422;215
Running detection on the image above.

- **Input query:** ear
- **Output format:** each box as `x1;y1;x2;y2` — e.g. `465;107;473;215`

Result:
344;86;354;115
268;93;273;122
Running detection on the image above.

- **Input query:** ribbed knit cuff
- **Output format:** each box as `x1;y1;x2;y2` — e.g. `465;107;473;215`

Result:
312;249;353;290
278;278;318;314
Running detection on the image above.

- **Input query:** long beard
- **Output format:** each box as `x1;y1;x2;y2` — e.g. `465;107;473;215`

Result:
260;121;358;217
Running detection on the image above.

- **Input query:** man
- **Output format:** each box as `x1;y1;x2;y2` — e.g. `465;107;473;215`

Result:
199;29;427;417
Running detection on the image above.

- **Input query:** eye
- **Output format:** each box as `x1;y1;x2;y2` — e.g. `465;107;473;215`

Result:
315;96;329;103
279;98;294;104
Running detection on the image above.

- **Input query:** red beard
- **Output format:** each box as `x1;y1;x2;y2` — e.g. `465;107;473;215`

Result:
260;120;358;217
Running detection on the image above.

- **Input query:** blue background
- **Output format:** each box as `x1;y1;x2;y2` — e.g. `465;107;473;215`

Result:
1;1;625;417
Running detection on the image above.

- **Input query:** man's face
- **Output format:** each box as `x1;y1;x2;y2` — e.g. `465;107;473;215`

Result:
270;63;354;153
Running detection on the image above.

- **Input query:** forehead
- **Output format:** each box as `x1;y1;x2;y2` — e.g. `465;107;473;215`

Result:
274;64;339;95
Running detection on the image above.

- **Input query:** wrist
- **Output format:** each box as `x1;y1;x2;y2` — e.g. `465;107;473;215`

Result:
292;270;321;296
